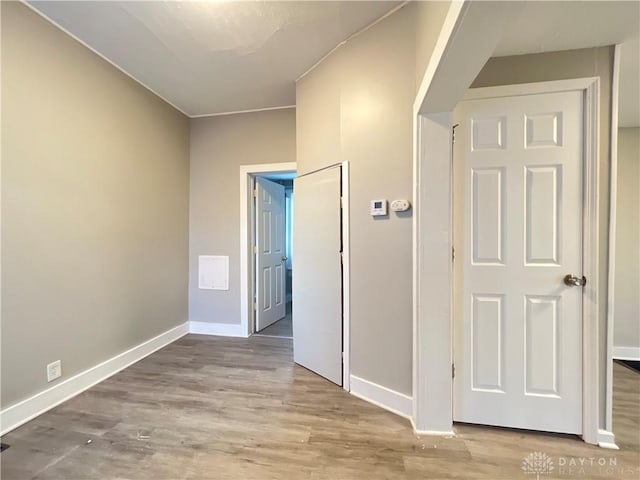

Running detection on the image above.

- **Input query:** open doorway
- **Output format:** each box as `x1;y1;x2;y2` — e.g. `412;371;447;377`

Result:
253;172;295;339
239;162;296;339
239;161;350;389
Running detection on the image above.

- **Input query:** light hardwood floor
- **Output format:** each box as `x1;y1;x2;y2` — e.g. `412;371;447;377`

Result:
256;302;293;338
255;315;293;338
1;335;638;479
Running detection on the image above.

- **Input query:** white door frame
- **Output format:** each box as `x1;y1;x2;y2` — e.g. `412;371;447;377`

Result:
414;77;609;446
239;161;351;390
458;78;599;437
240;162;296;338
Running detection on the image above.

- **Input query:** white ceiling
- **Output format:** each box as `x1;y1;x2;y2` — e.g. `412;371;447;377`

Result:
28;1;639;124
494;1;639;57
493;1;640;127
27;1;400;117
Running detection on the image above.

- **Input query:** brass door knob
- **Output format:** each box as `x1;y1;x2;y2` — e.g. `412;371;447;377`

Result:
564;274;586;287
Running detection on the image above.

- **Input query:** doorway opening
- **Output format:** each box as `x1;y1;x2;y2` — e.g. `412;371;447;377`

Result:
252;172;296;339
239;162;296;339
239;161;351;390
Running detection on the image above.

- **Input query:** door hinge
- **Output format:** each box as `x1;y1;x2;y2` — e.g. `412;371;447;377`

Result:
452;363;455;379
452;247;455;262
452;123;460;144
253;301;257;311
253;189;258;198
253;245;257;254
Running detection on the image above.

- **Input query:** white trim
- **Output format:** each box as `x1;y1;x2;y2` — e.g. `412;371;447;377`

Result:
21;1;189;118
460;78;599;101
191;105;296;119
413;113;454;434
597;429;619;450
0;322;188;436
189;321;246;337
412;0;470;436
581;78;601;446
410;418;455;437
457;79;601;445
467;77;603;446
349;375;412;420
415;78;602;443
613;346;640;361
413;1;467;114
239;162;351;391
606;44;622;435
240;162;297;339
341;161;351;392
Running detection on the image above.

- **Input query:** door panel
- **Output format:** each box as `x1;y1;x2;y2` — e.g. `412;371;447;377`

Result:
472;294;503;392
525;166;560;264
293;166;342;386
256;177;286;331
453;90;583;434
472;167;505;264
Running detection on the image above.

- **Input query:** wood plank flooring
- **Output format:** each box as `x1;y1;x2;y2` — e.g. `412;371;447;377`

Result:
255;314;292;338
256;302;293;338
1;335;638;479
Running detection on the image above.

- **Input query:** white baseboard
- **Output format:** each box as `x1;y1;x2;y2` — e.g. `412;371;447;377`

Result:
189;321;247;337
410;417;456;437
0;322;189;436
613;346;640;361
597;429;619;449
349;375;412;420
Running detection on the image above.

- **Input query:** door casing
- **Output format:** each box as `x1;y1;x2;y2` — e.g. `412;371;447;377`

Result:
413;78;606;446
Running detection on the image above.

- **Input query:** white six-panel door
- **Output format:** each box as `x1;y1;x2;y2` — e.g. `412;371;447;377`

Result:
453;90;584;434
292;166;342;386
255;177;286;331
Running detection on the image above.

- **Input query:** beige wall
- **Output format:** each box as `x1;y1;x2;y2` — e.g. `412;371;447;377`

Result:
1;3;190;408
297;4;417;395
296;50;342;177
472;46;614;423
189;109;296;324
614;128;640;353
415;0;451;88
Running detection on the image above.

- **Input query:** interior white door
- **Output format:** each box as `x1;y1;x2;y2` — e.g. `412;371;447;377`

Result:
453;89;584;434
292;166;342;386
255;176;286;331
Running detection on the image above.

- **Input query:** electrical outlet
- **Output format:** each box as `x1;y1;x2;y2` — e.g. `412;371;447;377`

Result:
47;360;62;382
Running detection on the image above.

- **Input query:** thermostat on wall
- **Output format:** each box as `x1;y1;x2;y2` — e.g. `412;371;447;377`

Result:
370;199;388;216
